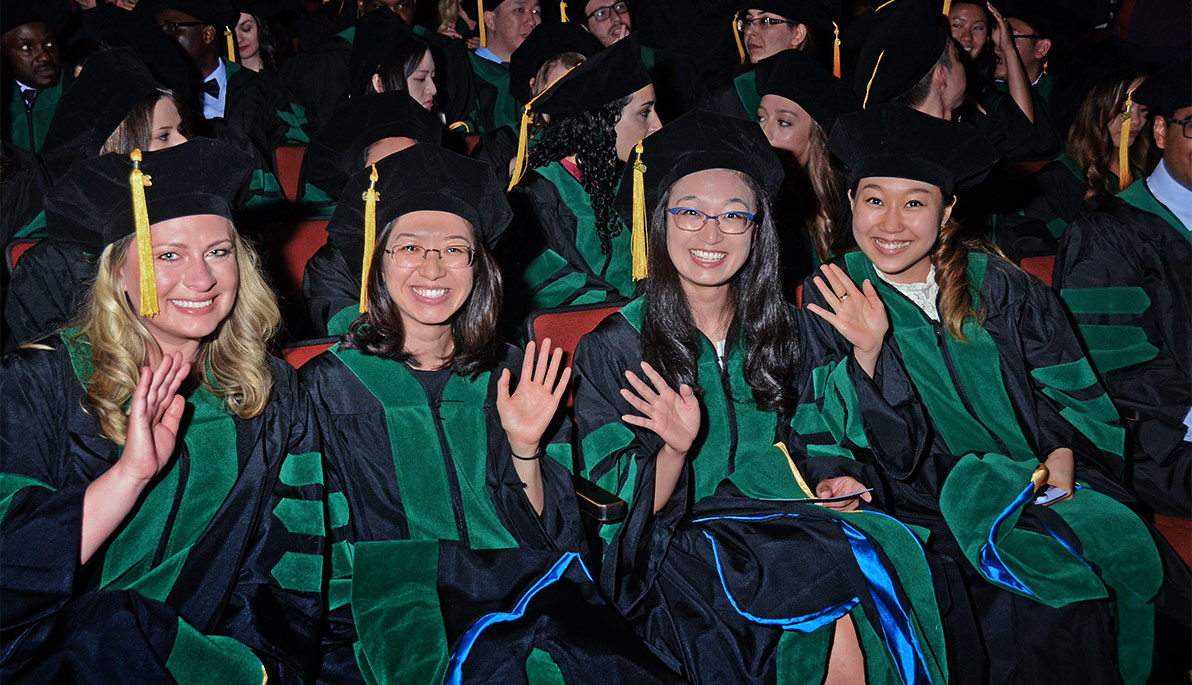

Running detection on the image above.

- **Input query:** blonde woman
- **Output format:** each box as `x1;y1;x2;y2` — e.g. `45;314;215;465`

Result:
0;138;325;683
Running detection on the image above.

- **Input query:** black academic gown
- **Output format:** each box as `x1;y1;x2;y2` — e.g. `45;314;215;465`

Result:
572;298;957;684
1055;179;1191;518
815;251;1172;685
995;152;1093;260
280;27;353;132
301;342;679;684
0;337;325;683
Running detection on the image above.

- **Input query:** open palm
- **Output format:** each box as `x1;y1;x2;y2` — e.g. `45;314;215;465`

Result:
620;362;701;455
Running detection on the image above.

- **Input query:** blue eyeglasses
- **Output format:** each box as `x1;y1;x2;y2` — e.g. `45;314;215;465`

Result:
667;207;756;234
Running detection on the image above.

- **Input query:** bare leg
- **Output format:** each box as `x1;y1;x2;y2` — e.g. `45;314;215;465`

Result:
824;614;866;684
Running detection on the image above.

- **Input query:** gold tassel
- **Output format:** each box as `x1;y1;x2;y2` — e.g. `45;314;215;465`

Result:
447;120;471;132
1030;463;1050;491
1119;90;1134;191
129;149;158;317
225;27;236;62
477;0;487;48
630;140;648;281
360;165;380;313
862;50;885;109
942;0;952;15
560;1;568;21
506;64;578;191
832;21;841;79
732;13;746;64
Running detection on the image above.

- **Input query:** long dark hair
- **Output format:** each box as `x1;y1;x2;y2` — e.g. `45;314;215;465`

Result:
1068;69;1156;206
373;37;432;95
341;218;502;376
641;172;800;416
525;94;630;256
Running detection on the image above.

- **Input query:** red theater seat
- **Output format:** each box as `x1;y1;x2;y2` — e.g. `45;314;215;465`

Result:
7;238;38;272
275;146;306;204
279;219;329;294
281;338;336;369
1020;255;1055;287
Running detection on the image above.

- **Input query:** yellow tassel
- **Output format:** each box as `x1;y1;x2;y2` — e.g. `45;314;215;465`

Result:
832;21;841;79
560;1;568;21
477;0;487;48
630;140;648;281
225;27;236;62
732;13;746;64
129;149;158;317
862;50;885;109
448;120;472;132
1119;90;1133;191
360;165;380;313
942;0;952;15
506;64;578;192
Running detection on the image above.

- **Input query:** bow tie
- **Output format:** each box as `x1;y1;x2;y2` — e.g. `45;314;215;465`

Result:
202;78;220;98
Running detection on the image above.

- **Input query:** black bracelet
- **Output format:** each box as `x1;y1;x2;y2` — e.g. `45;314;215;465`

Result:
511;448;545;461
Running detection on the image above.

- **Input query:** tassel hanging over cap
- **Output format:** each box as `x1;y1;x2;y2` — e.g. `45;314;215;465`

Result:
477;0;487;48
942;0;952;15
360;164;380;313
1118;90;1134;191
506;63;579;191
225;27;237;62
862;50;885;109
832;22;841;78
630;140;648;281
129;149;159;317
732;13;746;65
560;1;569;21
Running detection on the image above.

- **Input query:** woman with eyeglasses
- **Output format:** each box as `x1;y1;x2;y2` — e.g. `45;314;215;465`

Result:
302;144;681;683
572;109;961;684
505;36;660;320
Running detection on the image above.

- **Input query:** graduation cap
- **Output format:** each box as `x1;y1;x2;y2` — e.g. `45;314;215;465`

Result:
327;144;512;312
43;138;255;316
0;0;70;37
509;22;603;104
848;0;949;108
612;109;784;279
560;0;591;24
827;102;998;196
731;0;840;67
306;91;444;201
507;34;650;189
156;0;242;62
1132;59;1191;119
474;0;509;48
42;48;163;159
756;48;859;133
348;8;417;96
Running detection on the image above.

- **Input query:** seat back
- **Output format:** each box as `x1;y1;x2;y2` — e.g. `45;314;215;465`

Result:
281;338;337;369
7;238;38;273
275;145;307;204
1020;255;1055;288
525;303;624;408
279;219;330;294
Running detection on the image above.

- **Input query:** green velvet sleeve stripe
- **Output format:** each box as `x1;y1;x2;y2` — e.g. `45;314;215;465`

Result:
246;169;284;206
1060;287;1151;315
277;103;310;144
790;362;868;452
579;422;637;495
571;290;610;306
525;648;566;684
1028;357;1098;392
0;472;54;503
166;617;264;685
328;491;350;529
279;452;323;487
544;442;571;471
270;551;323;593
329;540;354;610
353;540;449;685
272;498;325;536
523;249;567;285
1077;324;1160;373
1045;218;1067;239
532;273;590;311
1039;388;1125;456
14;209;46;239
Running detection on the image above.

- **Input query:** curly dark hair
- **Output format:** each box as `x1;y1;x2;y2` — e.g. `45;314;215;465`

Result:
641;172;801;417
525;94;631;256
340;218;502;377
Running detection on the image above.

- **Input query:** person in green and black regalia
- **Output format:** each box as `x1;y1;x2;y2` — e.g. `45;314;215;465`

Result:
755;48;859;299
504;35;660;327
301;93;444;334
817;101;1184;683
1;0;68;154
0;138;326;683
4;47;192;351
465;0;541;133
574;109;976;684
301;144;680;684
1055;61;1192;522
701;0;837;122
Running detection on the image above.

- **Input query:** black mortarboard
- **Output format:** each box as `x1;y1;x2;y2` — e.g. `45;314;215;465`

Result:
527;33;649;117
306;91;444;200
154;0;241;29
327;144;512;311
1;0;70;36
613;109;784;279
509;22;603;104
475;0;509;48
233;0;298;20
828;102;998;196
44;138;254;315
348;8;416;96
561;0;591;24
739;0;835;30
42;48;163;158
756;48;859;133
848;0;949;108
1132;59;1191;119
992;0;1063;40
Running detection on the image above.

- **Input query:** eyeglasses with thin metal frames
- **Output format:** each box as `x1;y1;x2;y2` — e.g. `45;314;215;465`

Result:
668;207;756;234
383;244;476;269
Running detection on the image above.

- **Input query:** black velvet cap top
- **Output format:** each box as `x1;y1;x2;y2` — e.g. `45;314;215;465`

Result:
305;91;444;200
153;0;240;29
828;102;999;196
43;137;255;250
848;0;949;108
508;22;603;104
738;0;837;31
614;108;784;223
328;143;512;254
42;48;164;158
528;34;650;116
756;48;859;133
348;8;417;96
1132;59;1191;119
1;0;70;36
